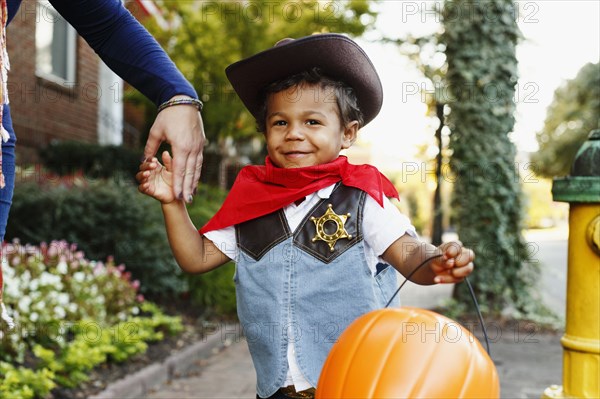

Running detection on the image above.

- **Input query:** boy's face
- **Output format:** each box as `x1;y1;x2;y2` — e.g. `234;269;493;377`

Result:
265;83;358;169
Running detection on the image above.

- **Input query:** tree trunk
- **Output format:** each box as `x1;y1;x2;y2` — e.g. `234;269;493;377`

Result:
431;102;444;246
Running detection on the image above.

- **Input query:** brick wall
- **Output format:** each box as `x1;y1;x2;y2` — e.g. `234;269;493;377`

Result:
6;0;101;165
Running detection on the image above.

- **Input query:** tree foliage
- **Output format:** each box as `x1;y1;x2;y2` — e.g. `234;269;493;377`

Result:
531;62;600;177
141;1;377;147
442;0;534;313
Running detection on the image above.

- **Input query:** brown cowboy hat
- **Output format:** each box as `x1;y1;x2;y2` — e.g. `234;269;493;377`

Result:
225;33;383;127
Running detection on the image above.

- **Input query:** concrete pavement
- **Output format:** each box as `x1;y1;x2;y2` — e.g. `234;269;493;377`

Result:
146;338;256;399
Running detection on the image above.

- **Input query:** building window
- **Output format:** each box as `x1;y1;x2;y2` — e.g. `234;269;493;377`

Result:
35;1;76;84
97;63;124;145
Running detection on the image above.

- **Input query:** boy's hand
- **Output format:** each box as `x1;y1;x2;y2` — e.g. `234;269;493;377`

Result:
430;241;475;284
136;151;177;204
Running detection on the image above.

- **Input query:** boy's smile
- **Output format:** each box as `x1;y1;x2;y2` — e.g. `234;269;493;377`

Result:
265;84;358;169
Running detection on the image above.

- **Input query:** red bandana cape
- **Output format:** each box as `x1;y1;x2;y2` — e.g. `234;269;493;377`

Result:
200;156;399;234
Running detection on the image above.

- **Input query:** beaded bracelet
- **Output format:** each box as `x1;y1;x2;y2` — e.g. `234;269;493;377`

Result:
157;97;203;113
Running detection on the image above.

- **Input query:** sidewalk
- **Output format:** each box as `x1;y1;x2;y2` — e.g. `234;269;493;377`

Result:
92;282;565;399
146;338;256;399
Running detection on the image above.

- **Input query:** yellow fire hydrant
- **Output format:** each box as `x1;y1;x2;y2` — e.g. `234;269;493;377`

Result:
544;130;600;399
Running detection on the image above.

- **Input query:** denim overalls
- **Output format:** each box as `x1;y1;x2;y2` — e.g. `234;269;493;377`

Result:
235;184;399;397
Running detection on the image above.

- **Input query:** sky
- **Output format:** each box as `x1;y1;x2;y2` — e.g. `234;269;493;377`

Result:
352;1;600;171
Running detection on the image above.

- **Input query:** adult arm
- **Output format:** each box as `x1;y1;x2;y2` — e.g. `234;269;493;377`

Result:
49;0;205;202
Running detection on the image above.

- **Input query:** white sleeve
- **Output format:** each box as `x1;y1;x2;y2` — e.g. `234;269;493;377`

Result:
363;195;417;257
203;225;238;262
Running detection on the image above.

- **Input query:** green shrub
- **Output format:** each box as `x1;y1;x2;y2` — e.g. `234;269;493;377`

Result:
184;263;237;317
39;141;140;182
0;362;55;399
185;184;228;227
7;179;180;296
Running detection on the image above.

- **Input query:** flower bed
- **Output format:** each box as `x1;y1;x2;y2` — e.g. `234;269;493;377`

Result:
0;240;182;399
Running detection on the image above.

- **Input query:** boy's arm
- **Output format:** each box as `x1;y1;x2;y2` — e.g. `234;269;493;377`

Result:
161;201;231;273
382;234;474;285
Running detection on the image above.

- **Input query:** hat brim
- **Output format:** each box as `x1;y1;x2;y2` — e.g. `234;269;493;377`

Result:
225;34;383;127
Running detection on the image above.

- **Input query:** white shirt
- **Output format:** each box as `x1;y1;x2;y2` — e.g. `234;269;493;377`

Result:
204;184;416;390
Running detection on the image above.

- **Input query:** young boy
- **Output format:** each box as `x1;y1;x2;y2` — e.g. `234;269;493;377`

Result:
137;34;474;398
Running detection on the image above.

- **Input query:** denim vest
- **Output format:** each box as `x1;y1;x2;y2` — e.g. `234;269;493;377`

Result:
234;184;399;397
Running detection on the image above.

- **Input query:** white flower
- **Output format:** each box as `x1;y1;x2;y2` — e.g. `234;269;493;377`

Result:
56;260;68;274
21;270;32;283
30;279;39;291
5;282;20;299
57;293;70;306
1;302;15;329
68;303;77;313
131;306;139;315
30;312;39;322
3;274;20;298
54;306;66;319
39;272;60;286
73;272;86;283
29;290;42;300
18;296;32;313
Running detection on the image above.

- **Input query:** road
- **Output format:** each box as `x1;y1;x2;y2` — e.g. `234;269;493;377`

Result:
401;226;569;321
525;225;568;321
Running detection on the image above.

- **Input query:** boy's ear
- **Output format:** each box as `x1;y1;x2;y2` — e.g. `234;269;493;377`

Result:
341;121;359;149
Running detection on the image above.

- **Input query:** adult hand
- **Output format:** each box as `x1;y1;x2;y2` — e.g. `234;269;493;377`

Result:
144;95;206;203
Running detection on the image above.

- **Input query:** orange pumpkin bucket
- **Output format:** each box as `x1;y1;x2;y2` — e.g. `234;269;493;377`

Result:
316;307;499;398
